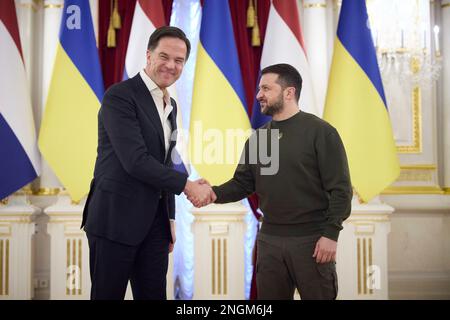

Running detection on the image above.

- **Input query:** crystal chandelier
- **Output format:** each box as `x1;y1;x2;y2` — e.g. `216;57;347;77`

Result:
368;0;442;86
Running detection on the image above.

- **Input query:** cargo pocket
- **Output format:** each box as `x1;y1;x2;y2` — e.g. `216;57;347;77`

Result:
316;262;338;300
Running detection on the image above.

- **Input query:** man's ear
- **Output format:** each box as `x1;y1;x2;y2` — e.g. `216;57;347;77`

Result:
285;87;296;100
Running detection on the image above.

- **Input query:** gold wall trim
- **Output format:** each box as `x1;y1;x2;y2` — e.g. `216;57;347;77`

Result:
19;2;39;11
66;239;70;295
34;188;61;196
303;3;327;9
348;216;390;223
72;239;76;295
363;238;367;294
0;239;9;296
357;237;374;295
443;188;450;195
5;240;9;295
47;213;83;217
224;239;227;295
63;238;83;296
218;239;222;295
357;238;361;294
400;164;436;170
0;218;33;225
0;239;3;295
369;238;373;295
0;225;12;237
354;222;375;235
212;239;215;295
195;218;246;223
382;186;444;194
43;4;63;9
48;221;83;225
397;87;421;153
15;185;33;195
442;3;450;8
78;239;82;295
398;170;433;183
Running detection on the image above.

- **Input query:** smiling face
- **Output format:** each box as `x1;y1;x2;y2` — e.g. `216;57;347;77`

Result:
256;73;285;116
145;37;187;89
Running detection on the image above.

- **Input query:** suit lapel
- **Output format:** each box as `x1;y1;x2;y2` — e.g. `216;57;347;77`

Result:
132;75;165;148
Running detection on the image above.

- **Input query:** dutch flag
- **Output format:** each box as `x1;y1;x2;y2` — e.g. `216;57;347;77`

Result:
0;0;40;200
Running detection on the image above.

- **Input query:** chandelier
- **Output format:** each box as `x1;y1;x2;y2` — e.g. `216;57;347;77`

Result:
368;0;442;86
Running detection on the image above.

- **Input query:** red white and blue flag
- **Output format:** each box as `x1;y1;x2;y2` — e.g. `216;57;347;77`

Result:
251;0;318;128
0;0;40;199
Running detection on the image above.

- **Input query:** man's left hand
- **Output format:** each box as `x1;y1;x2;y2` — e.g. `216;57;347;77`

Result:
313;236;337;264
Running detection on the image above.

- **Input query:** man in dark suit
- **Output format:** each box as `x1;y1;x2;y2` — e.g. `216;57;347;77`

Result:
81;26;212;300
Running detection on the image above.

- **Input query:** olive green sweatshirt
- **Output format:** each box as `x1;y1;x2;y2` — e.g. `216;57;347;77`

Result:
212;111;352;241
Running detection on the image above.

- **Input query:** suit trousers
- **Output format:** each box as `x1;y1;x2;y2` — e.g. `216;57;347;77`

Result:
256;232;338;300
87;201;171;300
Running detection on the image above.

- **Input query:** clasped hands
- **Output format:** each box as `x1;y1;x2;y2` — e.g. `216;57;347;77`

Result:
184;179;216;207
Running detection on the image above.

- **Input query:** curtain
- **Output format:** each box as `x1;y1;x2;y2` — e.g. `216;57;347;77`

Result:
229;0;270;114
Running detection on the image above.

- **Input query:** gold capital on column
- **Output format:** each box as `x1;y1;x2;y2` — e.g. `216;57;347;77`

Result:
303;2;327;9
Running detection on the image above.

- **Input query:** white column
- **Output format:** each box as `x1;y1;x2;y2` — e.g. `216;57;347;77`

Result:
302;0;329;117
0;197;39;300
37;0;64;193
46;197;90;299
336;196;393;300
46;197;174;300
442;0;450;193
192;203;247;299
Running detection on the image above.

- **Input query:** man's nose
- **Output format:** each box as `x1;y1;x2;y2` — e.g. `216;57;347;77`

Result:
168;59;178;70
256;90;263;100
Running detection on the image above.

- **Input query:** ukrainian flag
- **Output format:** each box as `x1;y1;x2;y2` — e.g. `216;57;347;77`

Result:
323;0;400;202
38;0;104;202
190;0;251;185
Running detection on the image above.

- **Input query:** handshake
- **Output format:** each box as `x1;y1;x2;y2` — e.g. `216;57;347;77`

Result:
184;179;217;208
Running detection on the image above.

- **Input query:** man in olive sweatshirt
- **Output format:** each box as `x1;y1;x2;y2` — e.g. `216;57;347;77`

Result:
196;63;352;300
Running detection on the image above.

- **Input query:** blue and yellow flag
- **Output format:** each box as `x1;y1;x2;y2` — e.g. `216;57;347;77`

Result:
189;0;251;185
323;0;400;202
38;0;104;201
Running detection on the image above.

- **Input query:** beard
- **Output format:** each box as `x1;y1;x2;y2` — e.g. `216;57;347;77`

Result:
260;94;284;116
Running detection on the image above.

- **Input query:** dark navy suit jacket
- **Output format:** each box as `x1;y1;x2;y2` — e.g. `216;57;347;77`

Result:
81;74;188;246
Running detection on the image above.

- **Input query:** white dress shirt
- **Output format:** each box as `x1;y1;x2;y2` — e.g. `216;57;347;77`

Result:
139;70;178;223
139;69;173;158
